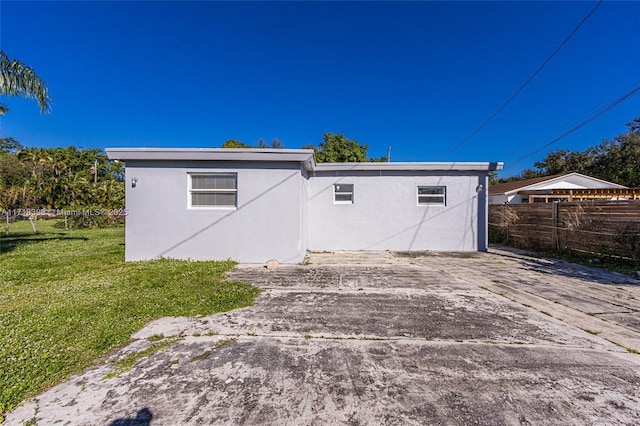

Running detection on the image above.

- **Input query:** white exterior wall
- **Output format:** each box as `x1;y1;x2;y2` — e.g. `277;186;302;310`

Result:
489;194;522;204
505;194;523;204
541;175;622;190
489;194;509;205
307;171;488;252
124;161;306;263
300;168;310;258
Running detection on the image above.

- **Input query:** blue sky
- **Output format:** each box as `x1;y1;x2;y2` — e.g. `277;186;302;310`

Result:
1;1;639;177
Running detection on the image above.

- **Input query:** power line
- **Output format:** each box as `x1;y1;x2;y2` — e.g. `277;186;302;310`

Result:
501;84;640;173
437;0;604;160
501;80;640;162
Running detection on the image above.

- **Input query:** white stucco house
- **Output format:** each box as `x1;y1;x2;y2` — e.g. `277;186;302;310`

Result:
489;172;627;204
106;148;503;263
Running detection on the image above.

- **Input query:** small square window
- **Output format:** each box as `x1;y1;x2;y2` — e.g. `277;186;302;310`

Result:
334;184;353;204
189;173;237;208
417;186;446;206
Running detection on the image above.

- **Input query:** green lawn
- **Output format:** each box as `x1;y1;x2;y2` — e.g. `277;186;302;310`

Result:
0;220;260;416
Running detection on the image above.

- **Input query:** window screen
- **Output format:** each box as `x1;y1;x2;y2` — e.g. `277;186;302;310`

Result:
189;173;237;207
334;184;354;204
417;186;446;206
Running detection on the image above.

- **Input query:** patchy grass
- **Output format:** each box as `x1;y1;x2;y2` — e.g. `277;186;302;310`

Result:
23;418;38;426
104;338;179;379
147;334;165;343
190;350;213;362
0;220;260;417
216;338;236;348
606;339;640;354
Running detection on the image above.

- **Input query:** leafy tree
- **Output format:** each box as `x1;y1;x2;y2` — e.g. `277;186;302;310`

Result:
269;138;283;149
254;138;284;149
369;155;389;163
533;149;593;176
311;133;368;163
588;118;640;186
0;155;28;187
0;50;52;115
0;137;23;155
221;139;252;148
520;169;544;180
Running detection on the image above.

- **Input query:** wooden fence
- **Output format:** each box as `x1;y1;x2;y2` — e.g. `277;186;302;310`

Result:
489;200;640;261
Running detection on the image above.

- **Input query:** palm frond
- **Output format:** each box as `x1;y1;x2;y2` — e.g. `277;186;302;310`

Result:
0;50;52;114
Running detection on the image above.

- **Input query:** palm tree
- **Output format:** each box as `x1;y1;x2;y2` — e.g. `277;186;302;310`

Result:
0;50;52;115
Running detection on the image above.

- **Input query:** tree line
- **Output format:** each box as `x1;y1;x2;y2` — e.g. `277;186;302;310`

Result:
0;139;125;228
497;118;640;187
221;132;388;163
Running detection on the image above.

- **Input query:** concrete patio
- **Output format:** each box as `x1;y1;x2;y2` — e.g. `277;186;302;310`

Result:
6;247;640;425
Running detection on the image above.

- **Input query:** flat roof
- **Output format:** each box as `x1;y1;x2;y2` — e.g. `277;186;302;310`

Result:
106;148;503;172
106;148;315;163
313;162;503;172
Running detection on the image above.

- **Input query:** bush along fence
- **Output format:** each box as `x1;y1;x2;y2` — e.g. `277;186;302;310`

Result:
489;200;640;263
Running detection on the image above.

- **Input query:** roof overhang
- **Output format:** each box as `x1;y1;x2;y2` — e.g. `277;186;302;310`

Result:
313;161;503;172
106;148;502;173
106;147;314;162
493;172;628;196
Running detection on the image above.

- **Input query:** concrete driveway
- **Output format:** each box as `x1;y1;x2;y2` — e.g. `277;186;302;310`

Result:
6;247;640;425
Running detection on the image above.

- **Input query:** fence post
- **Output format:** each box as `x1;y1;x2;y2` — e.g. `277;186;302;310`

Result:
552;201;559;251
502;204;509;244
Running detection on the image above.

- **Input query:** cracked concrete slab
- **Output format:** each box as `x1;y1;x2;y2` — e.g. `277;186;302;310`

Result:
11;337;640;426
5;247;640;425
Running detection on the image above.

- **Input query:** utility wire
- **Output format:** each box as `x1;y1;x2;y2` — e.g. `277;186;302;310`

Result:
501;84;640;173
437;0;604;160
501;80;640;162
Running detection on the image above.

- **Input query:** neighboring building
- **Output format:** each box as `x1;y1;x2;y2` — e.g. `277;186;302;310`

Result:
106;148;503;263
489;172;627;204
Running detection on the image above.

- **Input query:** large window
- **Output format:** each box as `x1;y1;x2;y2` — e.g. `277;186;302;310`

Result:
417;186;446;206
334;183;354;204
189;173;237;208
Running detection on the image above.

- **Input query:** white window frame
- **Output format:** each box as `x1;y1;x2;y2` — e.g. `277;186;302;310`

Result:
333;183;354;204
188;173;237;209
417;186;446;206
